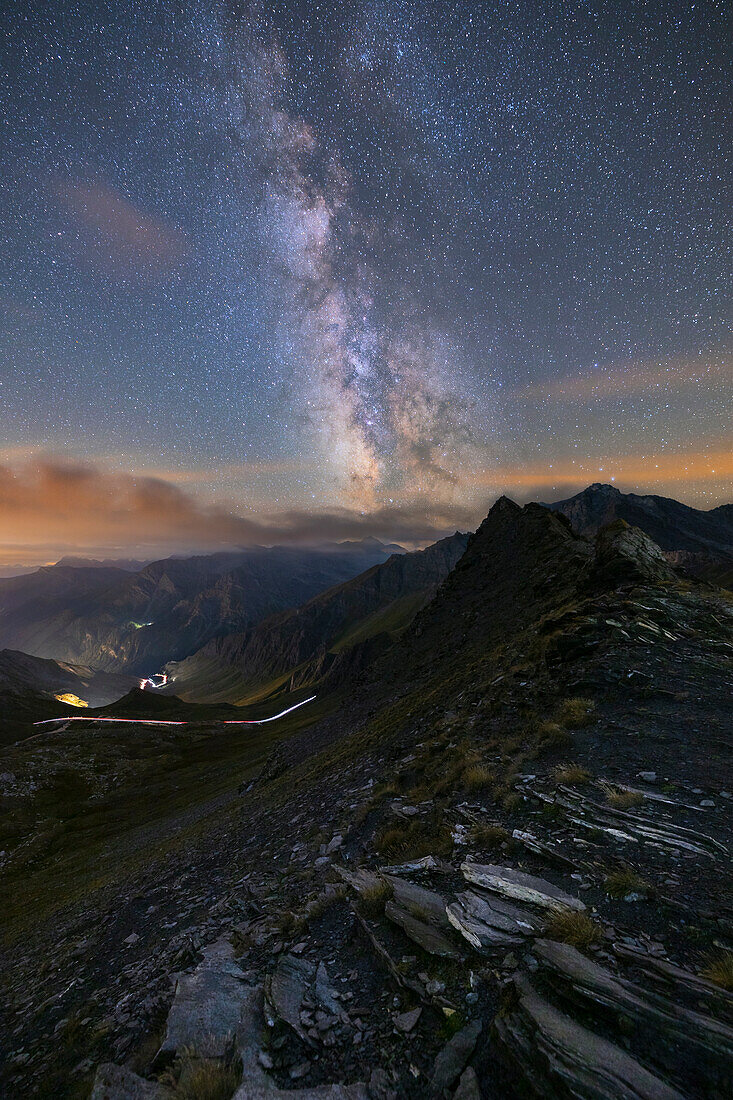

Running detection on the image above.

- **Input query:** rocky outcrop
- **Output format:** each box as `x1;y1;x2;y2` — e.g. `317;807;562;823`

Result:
92;938;368;1100
589;520;676;588
493;940;733;1098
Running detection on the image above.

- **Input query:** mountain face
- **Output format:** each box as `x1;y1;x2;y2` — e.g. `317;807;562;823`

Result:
0;649;135;707
407;499;593;658
164;532;470;702
0;542;397;674
544;482;733;562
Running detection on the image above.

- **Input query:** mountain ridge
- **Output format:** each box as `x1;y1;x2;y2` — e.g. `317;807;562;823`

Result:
164;532;470;703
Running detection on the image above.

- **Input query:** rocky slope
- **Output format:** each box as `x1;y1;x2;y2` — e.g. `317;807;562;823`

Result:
165;533;469;704
0;542;396;675
1;500;731;1099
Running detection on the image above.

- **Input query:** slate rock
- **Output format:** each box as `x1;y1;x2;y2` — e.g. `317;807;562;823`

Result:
393;1007;421;1033
432;1020;482;1092
461;863;585;912
158;937;253;1061
91;1063;167;1099
452;1067;481;1100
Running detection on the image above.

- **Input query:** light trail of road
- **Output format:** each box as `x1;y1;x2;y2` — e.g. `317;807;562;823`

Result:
33;695;317;728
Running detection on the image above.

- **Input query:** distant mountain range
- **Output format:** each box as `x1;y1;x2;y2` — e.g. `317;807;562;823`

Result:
0;540;399;675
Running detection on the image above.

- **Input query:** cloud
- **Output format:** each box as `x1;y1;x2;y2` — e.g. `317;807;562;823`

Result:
515;354;732;403
467;448;733;502
55;179;188;273
0;457;475;566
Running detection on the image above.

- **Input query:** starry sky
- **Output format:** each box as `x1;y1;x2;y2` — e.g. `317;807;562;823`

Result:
0;0;730;564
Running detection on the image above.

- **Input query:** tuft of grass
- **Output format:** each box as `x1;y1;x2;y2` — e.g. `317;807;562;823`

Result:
554;763;591;786
537;721;573;748
274;910;296;936
359;879;394;916
557;697;595;728
545;909;604;950
604;867;652;899
374;816;453;860
601;784;644;810
501;792;523;813
700;951;733;991
371;781;399;803
161;1052;240;1100
470;823;509;849
302;886;347;924
461;764;495;792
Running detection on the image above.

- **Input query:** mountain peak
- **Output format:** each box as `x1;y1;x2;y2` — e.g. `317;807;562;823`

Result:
545;483;733;561
585;482;621;495
410;497;592;653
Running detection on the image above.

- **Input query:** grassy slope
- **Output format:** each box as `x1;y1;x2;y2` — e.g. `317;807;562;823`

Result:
0;691;339;942
169;589;430;705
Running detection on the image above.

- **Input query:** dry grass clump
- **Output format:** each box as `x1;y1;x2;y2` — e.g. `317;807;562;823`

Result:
545;909;604;950
537;721;573;748
461;764;495;792
359;879;394;916
162;1052;240;1100
371;781;399;803
557;697;595;728
470;823;509;849
601;784;644;810
374;816;453;860
604;867;652;899
501;792;523;813
700;950;733;991
554;763;591;786
301;886;347;927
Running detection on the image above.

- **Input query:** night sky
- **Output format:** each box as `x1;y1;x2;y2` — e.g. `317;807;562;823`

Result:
0;1;730;564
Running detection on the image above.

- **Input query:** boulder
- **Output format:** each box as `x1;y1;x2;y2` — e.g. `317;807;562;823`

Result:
158;937;254;1061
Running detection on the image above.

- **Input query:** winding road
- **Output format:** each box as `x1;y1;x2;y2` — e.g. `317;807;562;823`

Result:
33;694;317;728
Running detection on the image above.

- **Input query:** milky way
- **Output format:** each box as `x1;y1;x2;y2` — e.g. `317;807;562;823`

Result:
0;0;730;561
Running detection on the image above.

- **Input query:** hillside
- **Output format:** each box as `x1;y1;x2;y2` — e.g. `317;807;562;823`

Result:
2;496;731;1099
0;541;396;675
165;532;469;703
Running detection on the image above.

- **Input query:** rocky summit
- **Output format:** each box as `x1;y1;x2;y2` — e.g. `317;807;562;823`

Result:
1;492;732;1099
